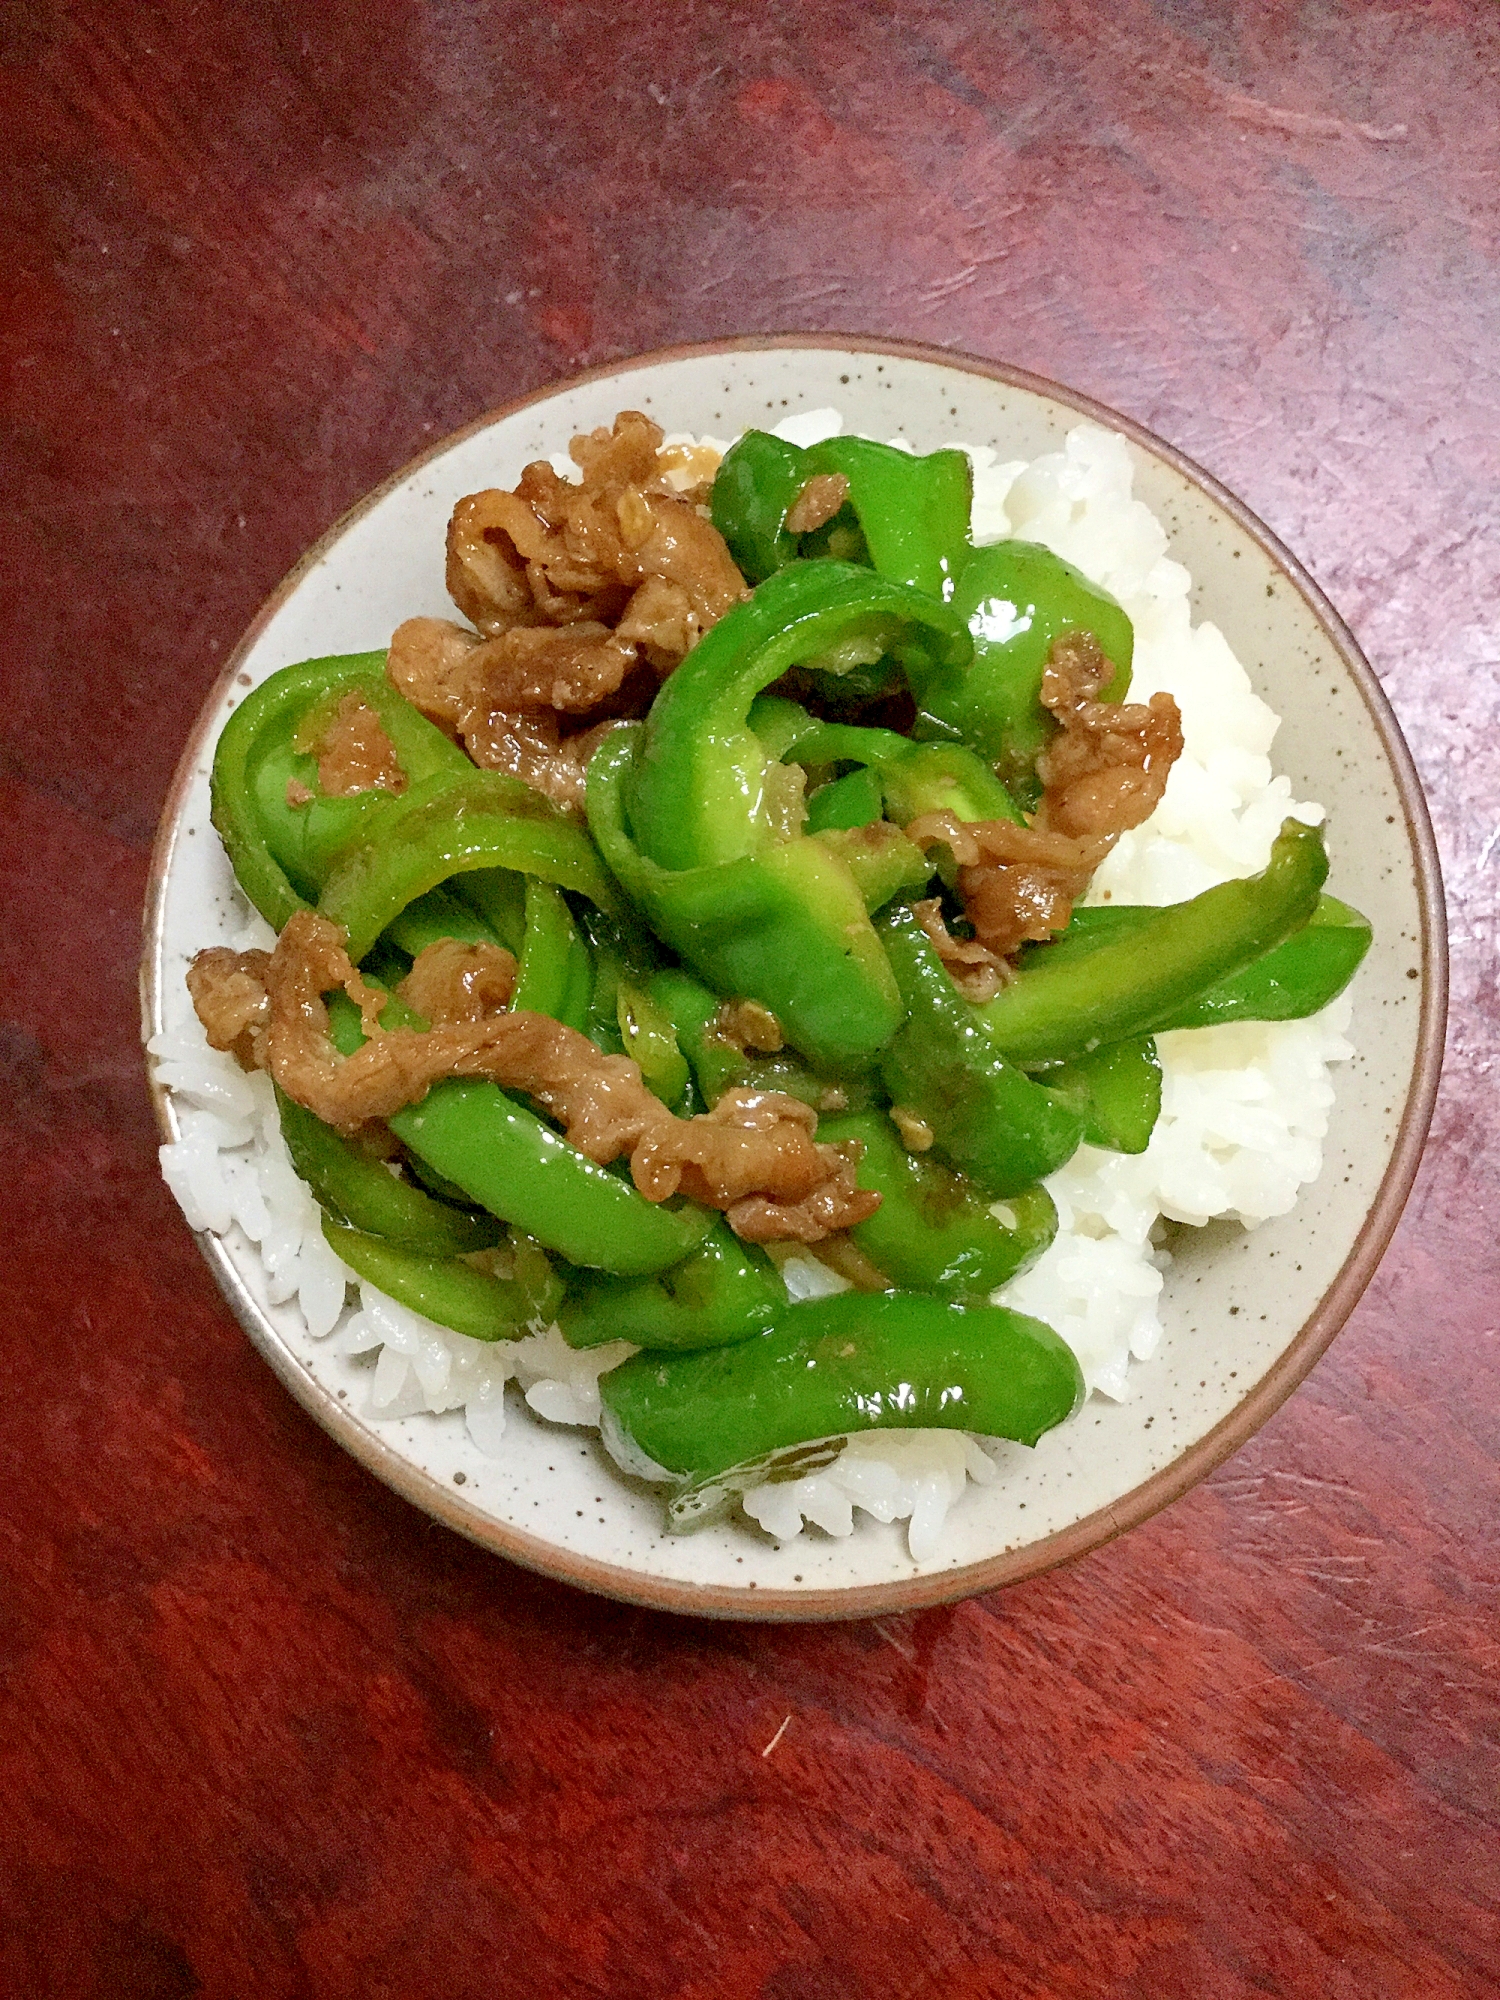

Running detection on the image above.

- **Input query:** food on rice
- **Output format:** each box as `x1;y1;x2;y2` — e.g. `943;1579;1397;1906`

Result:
151;408;1366;1560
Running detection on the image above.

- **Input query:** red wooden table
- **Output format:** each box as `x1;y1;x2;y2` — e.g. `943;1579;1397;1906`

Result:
3;4;1496;1994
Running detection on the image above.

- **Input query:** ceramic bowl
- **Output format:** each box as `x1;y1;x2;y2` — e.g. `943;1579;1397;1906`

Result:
141;337;1445;1620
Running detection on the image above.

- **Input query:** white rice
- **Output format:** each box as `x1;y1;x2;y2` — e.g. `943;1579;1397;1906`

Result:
151;414;1355;1563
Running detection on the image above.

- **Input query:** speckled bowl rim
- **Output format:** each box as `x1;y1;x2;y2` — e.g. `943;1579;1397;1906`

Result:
141;334;1447;1622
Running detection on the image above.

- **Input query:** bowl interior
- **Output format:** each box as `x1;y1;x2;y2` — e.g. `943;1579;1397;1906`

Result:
143;339;1441;1619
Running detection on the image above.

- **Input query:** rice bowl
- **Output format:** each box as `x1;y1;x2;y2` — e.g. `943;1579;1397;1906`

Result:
141;339;1441;1618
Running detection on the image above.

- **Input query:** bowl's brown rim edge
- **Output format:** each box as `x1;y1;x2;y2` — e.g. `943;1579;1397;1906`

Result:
140;330;1448;1625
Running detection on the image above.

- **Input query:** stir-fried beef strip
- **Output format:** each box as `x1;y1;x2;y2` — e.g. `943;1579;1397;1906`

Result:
440;410;745;659
185;948;272;1071
388;412;748;814
910;897;1008;1004
712;999;786;1056
908;632;1184;962
1034;631;1184;840
387;617;637;720
905;810;1116;959
397;939;517;1026
286;692;408;805
784;472;850;535
187;914;878;1245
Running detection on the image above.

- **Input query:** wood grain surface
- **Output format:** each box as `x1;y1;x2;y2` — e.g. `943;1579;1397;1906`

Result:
2;3;1496;1994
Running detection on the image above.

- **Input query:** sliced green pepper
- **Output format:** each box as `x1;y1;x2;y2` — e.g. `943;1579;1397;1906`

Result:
803;434;973;599
877;901;1087;1198
590;727;906;1071
324;989;712;1276
278;1086;499;1254
593;565;968;1067
975;818;1330;1063
1040;1038;1162;1154
210;650;473;928
382;883;506;960
628;559;968;872
317;770;619;964
709;431;973;600
599;1291;1084;1529
559;1221;785;1352
453;868;529;953
1019;892;1371;1032
615;979;691;1108
324;1219;560;1341
646;964;868;1114
907;541;1134;805
811;823;935;913
748;695;910;771
819;1111;1057;1299
511;879;592;1033
879;739;1025;828
710;431;812;583
806;765;886;833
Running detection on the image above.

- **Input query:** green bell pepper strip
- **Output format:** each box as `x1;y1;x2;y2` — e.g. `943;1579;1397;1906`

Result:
323;1219;558;1342
615;979;691;1108
382;883;505;959
710;431;812;583
1016;893;1371;1032
1161;893;1369;1030
511;879;592;1033
316;769;620;965
709;431;973;600
559;1221;786;1353
575;903;662;1060
645;967;739;1102
803;434;974;600
878;740;1025;828
390;1082;711;1276
805;765;886;833
748;695;911;771
210;650;474;928
1040;1038;1163;1154
589;728;905;1071
323;989;712;1276
908;541;1134;806
646;965;872;1115
974;817;1330;1063
277;1086;500;1254
626;559;969;872
750;700;1023;835
818;1111;1058;1300
598;1290;1085;1529
452;868;528;953
876;901;1088;1197
811;823;935;912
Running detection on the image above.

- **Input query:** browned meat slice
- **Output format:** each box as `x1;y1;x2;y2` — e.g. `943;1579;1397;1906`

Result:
711;999;785;1055
390;413;752;815
186;915;878;1244
456;709;627;815
440;412;747;670
906;632;1184;966
911;897;1008;1003
726;1149;881;1244
784;471;850;535
907;810;1114;959
387;616;634;718
615;575;699;671
444;491;537;635
185;947;271;1070
1035;631;1184;838
295;692;406;798
397;940;517;1026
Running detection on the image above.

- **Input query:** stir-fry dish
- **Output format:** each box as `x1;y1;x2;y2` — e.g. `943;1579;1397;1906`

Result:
182;413;1371;1529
